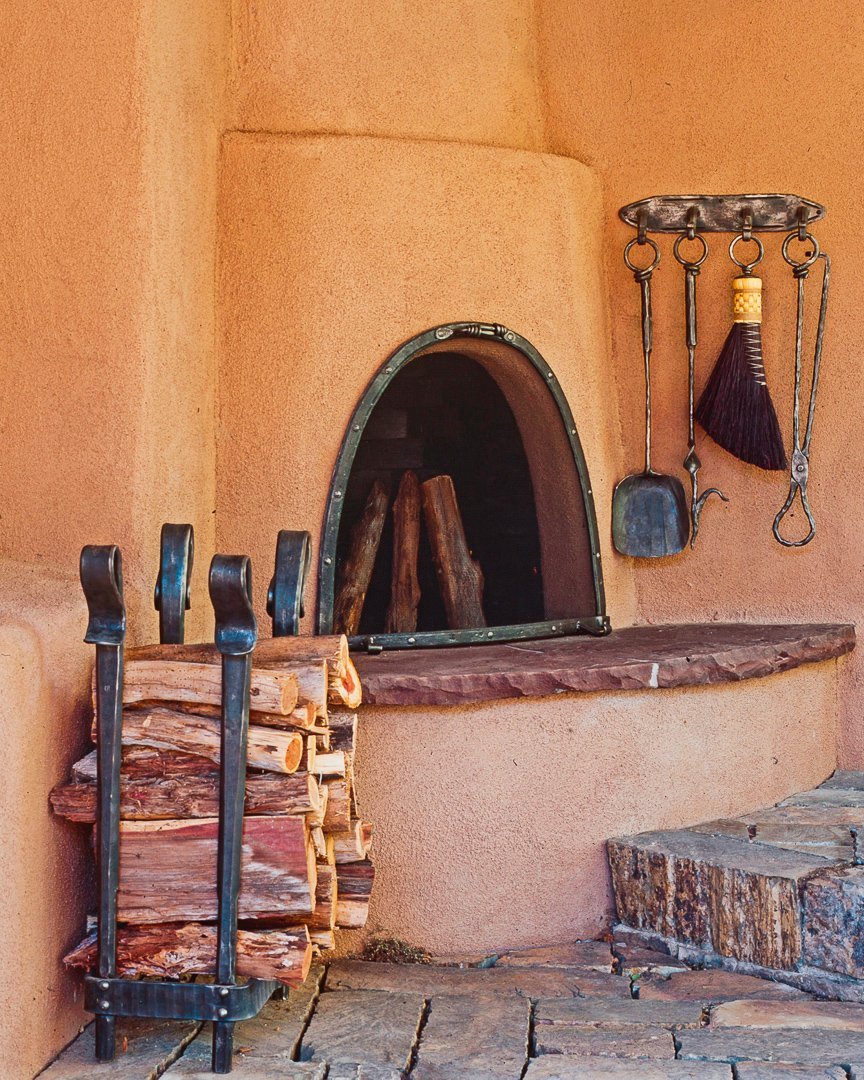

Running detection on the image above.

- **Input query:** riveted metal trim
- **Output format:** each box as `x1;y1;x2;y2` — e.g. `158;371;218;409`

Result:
316;322;608;649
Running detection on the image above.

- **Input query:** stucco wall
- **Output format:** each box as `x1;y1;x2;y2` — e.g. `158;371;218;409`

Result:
535;0;864;764
216;132;636;629
353;662;840;952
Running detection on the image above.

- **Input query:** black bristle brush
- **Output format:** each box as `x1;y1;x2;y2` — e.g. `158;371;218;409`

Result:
695;261;787;471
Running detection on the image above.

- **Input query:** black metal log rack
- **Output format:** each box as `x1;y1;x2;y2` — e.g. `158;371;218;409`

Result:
79;525;311;1073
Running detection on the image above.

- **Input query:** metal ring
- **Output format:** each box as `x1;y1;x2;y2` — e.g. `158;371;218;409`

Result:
673;232;708;268
782;229;821;271
624;236;660;273
729;233;764;272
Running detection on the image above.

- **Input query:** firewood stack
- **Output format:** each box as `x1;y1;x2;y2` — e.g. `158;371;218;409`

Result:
51;634;373;990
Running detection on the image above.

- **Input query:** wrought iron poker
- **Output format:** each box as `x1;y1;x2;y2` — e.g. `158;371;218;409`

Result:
673;213;728;545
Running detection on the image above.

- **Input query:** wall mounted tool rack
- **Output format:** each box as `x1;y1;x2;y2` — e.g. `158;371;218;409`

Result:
619;193;827;235
79;524;311;1074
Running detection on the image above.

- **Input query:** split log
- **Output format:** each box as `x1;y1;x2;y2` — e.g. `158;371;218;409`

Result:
64;924;312;988
109;707;304;775
50;771;320;823
332;480;390;636
127;699;321;733
333;820;373;864
308;750;346;778
322;779;352;833
333;657;362;709
127;634;350;680
116;816;317;924
336;859;375;929
385;470;422;633
72;747;215;783
421;474;486;629
120;660;299;715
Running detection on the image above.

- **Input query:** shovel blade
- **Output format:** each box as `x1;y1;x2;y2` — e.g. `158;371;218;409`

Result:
612;471;690;557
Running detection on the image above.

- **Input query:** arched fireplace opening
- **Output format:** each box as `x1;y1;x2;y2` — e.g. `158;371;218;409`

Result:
317;323;609;649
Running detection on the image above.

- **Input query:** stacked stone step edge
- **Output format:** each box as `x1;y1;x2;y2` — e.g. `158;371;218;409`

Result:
608;770;864;1002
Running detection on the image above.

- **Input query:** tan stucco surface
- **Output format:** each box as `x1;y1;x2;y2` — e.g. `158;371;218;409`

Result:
535;0;864;765
216;132;636;630
353;662;840;951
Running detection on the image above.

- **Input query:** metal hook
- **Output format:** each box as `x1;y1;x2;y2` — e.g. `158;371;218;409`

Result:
637;208;648;245
81;545;126;645
267;530;312;637
154;523;194;645
210;555;256;656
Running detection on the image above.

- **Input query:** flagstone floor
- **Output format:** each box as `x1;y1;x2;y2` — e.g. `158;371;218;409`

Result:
38;940;864;1079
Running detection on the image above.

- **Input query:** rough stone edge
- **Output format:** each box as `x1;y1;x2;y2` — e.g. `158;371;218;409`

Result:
356;624;855;706
614;924;864;1004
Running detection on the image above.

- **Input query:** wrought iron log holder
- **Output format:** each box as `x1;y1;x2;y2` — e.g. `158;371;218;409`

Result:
268;529;312;637
80;540;280;1074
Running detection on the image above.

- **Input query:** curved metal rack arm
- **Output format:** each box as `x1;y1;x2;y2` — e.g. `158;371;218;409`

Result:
154;523;194;644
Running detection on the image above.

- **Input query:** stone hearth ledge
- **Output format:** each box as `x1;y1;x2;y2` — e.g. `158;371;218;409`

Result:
353;623;855;706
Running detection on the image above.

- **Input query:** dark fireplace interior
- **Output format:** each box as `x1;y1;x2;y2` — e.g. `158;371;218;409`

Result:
318;325;608;648
339;353;545;634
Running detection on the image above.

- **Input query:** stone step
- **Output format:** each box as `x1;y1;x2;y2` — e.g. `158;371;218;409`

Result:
609;771;864;979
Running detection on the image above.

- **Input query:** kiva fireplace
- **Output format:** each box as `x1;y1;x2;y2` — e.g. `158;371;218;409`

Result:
317;322;610;650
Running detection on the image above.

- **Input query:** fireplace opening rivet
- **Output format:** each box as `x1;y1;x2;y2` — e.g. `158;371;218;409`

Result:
571;428;576;435
324;557;332;565
100;1000;110;1010
219;987;230;998
353;424;360;432
487;631;494;638
100;981;109;991
335;490;342;499
385;367;393;374
547;371;554;378
552;625;557;631
408;637;416;644
218;1008;229;1019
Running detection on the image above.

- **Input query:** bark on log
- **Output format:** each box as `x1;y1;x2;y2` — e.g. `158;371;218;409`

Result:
50;770;320;822
332;480;390;636
421;475;486;629
64;924;313;987
322;779;352;833
385;470;422;633
72;747;215;783
120;661;299;715
111;707;304;775
328;710;358;755
307;864;338;931
116;816;317;924
336;859;375;929
127;634;350;679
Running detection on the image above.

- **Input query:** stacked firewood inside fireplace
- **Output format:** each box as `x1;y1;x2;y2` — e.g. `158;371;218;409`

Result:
334;471;486;636
51;634;370;989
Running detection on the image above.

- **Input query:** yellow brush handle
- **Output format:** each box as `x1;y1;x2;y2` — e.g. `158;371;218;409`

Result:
732;275;762;323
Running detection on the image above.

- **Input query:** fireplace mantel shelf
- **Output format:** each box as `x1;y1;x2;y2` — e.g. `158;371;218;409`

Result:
352;623;855;706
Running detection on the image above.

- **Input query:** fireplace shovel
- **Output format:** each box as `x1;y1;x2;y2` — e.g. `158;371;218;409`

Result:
612;236;690;557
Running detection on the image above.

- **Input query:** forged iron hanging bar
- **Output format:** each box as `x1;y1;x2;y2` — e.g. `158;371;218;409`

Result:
267;530;312;637
154;523;194;644
619;193;826;234
80;545;127;1063
209;554;262;1072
